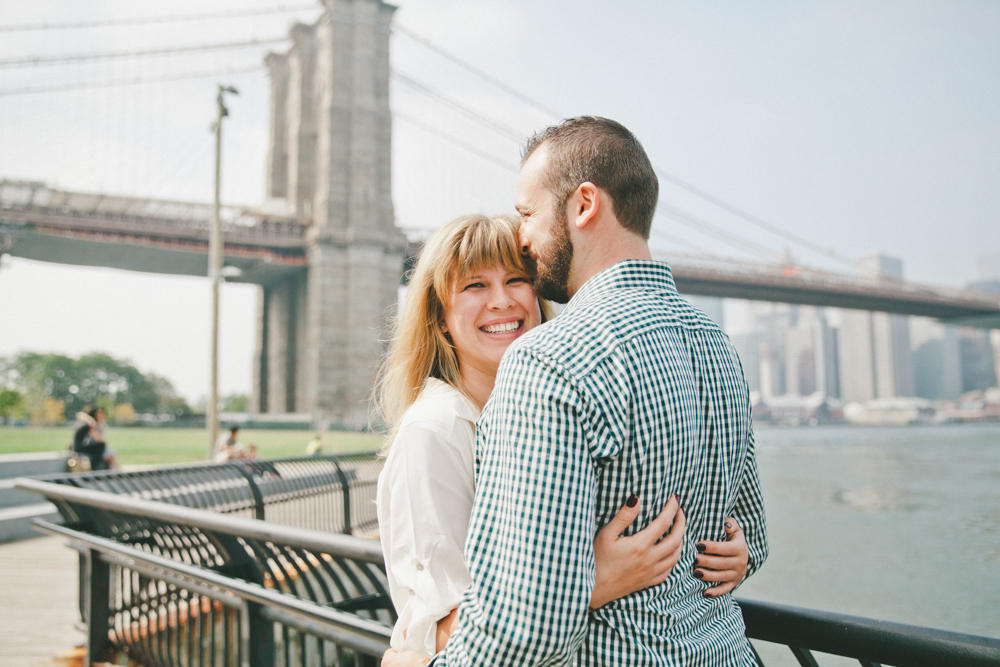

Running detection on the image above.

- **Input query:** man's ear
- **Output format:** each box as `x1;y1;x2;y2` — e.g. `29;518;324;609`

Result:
570;181;601;230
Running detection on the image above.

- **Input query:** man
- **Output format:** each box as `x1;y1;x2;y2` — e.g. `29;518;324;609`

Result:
431;117;767;666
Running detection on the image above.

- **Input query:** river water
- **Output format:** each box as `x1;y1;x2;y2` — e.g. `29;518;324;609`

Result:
736;423;1000;664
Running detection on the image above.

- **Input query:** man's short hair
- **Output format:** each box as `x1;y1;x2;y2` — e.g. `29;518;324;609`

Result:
522;116;659;239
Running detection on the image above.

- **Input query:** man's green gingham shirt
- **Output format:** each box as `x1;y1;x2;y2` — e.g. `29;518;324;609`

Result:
433;260;767;666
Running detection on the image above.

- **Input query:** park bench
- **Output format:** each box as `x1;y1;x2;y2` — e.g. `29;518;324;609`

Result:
16;454;1000;667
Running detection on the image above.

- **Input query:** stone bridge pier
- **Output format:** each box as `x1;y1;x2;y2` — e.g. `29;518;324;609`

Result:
254;0;406;430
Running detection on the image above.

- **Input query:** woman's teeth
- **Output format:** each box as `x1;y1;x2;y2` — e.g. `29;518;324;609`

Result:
481;320;521;334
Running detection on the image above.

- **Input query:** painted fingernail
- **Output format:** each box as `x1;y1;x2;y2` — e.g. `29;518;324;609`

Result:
671;493;679;503
693;570;704;580
724;521;733;530
696;542;706;553
626;494;638;508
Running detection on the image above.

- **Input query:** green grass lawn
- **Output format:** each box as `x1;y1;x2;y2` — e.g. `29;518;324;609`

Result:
0;426;384;466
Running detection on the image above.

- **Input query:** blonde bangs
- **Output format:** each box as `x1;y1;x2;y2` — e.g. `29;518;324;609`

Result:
433;214;533;307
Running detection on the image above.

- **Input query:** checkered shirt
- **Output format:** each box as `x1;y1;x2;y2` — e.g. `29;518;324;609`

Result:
431;260;767;666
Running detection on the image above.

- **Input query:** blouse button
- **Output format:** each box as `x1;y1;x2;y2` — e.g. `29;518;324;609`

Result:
416;563;424;571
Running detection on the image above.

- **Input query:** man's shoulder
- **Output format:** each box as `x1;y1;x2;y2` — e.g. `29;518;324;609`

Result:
509;281;726;376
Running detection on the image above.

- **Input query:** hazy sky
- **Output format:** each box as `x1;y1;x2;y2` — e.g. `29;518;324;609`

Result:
1;0;997;402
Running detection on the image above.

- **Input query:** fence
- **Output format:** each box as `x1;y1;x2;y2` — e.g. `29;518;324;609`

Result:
17;455;1000;667
39;453;382;534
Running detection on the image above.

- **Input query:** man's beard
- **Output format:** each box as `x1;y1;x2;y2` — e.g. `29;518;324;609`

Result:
533;209;573;304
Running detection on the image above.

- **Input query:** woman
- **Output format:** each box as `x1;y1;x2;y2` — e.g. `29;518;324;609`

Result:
375;214;748;663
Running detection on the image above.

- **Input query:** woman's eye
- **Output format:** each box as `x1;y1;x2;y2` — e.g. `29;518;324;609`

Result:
463;282;485;290
507;277;529;285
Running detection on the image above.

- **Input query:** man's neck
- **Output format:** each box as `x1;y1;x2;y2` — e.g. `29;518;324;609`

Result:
567;235;652;299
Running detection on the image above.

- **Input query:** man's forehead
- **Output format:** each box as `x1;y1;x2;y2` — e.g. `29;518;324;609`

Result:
516;147;550;206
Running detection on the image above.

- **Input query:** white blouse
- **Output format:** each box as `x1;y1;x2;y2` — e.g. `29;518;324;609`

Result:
376;378;480;658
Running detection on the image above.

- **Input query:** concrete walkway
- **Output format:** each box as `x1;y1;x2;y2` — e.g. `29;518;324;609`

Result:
0;535;85;667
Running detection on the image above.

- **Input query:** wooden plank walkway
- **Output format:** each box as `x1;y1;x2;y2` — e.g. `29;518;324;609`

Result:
0;535;85;667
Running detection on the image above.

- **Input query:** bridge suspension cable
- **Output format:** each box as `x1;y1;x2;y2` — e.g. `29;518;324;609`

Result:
393;24;563;121
0;37;289;68
390;71;525;143
0;65;266;97
0;4;319;32
395;25;856;270
392;111;519;175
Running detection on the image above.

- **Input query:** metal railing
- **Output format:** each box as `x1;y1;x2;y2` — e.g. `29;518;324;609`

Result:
17;457;1000;667
40;453;382;535
739;598;1000;667
18;476;393;667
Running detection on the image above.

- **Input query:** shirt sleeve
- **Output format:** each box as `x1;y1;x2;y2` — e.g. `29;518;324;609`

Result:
433;350;597;667
731;423;768;580
382;420;475;658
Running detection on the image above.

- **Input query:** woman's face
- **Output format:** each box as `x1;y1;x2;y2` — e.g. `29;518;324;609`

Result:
443;264;542;379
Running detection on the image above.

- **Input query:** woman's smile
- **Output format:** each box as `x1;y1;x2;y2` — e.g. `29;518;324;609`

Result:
443;265;542;379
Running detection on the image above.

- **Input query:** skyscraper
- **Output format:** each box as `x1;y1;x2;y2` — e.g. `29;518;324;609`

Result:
837;254;915;402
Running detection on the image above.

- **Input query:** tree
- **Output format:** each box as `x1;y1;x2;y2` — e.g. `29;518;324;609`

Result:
112;403;137;425
0;388;23;425
221;393;250;412
0;352;192;418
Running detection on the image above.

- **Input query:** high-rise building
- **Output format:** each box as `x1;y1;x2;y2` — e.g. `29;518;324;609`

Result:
959;329;998;392
730;330;763;394
910;317;962;400
837;254;915;402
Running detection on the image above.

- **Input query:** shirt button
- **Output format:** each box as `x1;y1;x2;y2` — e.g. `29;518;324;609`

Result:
416;563;424;571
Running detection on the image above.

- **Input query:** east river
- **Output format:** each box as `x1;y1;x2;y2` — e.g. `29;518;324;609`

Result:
737;423;1000;664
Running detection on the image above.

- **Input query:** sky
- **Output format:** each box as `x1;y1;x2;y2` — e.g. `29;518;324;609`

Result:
1;0;998;403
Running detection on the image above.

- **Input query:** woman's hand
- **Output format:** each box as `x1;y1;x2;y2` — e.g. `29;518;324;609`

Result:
381;649;429;667
590;494;686;610
693;517;748;598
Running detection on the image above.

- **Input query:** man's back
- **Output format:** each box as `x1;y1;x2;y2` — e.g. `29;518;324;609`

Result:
444;260;766;666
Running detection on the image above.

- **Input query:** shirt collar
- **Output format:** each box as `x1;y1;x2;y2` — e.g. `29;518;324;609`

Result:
567;259;677;308
422;377;481;423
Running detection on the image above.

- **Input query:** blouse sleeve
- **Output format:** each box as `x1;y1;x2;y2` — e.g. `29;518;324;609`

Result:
381;419;475;658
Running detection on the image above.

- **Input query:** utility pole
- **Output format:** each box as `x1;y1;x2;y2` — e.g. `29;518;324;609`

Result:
208;84;238;460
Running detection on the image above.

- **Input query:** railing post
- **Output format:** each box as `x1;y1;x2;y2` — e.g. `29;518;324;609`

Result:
234;463;266;520
328;454;352;535
246;601;275;667
83;548;112;665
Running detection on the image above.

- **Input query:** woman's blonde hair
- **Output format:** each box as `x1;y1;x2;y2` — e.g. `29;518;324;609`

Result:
375;213;551;454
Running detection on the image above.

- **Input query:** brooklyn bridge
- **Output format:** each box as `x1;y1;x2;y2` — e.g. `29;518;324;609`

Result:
1;0;997;428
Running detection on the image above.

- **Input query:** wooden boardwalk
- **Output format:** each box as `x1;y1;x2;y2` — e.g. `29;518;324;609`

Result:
0;535;85;667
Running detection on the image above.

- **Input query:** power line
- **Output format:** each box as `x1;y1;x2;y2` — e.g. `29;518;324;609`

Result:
393;24;562;121
0;4;318;32
0;37;288;68
392;111;519;174
391;70;526;143
0;65;266;97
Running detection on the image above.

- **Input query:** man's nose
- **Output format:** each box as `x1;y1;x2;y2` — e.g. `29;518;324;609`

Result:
518;228;531;255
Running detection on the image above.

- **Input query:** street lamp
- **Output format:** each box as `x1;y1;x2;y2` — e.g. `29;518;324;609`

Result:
208;84;238;460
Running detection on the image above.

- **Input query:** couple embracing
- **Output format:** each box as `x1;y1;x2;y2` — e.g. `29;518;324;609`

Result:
375;117;768;666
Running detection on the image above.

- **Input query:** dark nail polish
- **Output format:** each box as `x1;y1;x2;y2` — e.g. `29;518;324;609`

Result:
725;521;733;530
693;570;704;580
671;493;679;503
626;494;638;508
696;542;706;553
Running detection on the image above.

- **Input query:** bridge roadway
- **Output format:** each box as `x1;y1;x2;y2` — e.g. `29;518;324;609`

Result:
3;180;999;328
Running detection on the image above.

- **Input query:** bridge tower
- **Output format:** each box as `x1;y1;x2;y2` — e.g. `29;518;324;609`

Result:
257;0;406;429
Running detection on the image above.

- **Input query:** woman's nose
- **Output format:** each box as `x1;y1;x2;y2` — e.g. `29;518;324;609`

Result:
488;285;515;309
